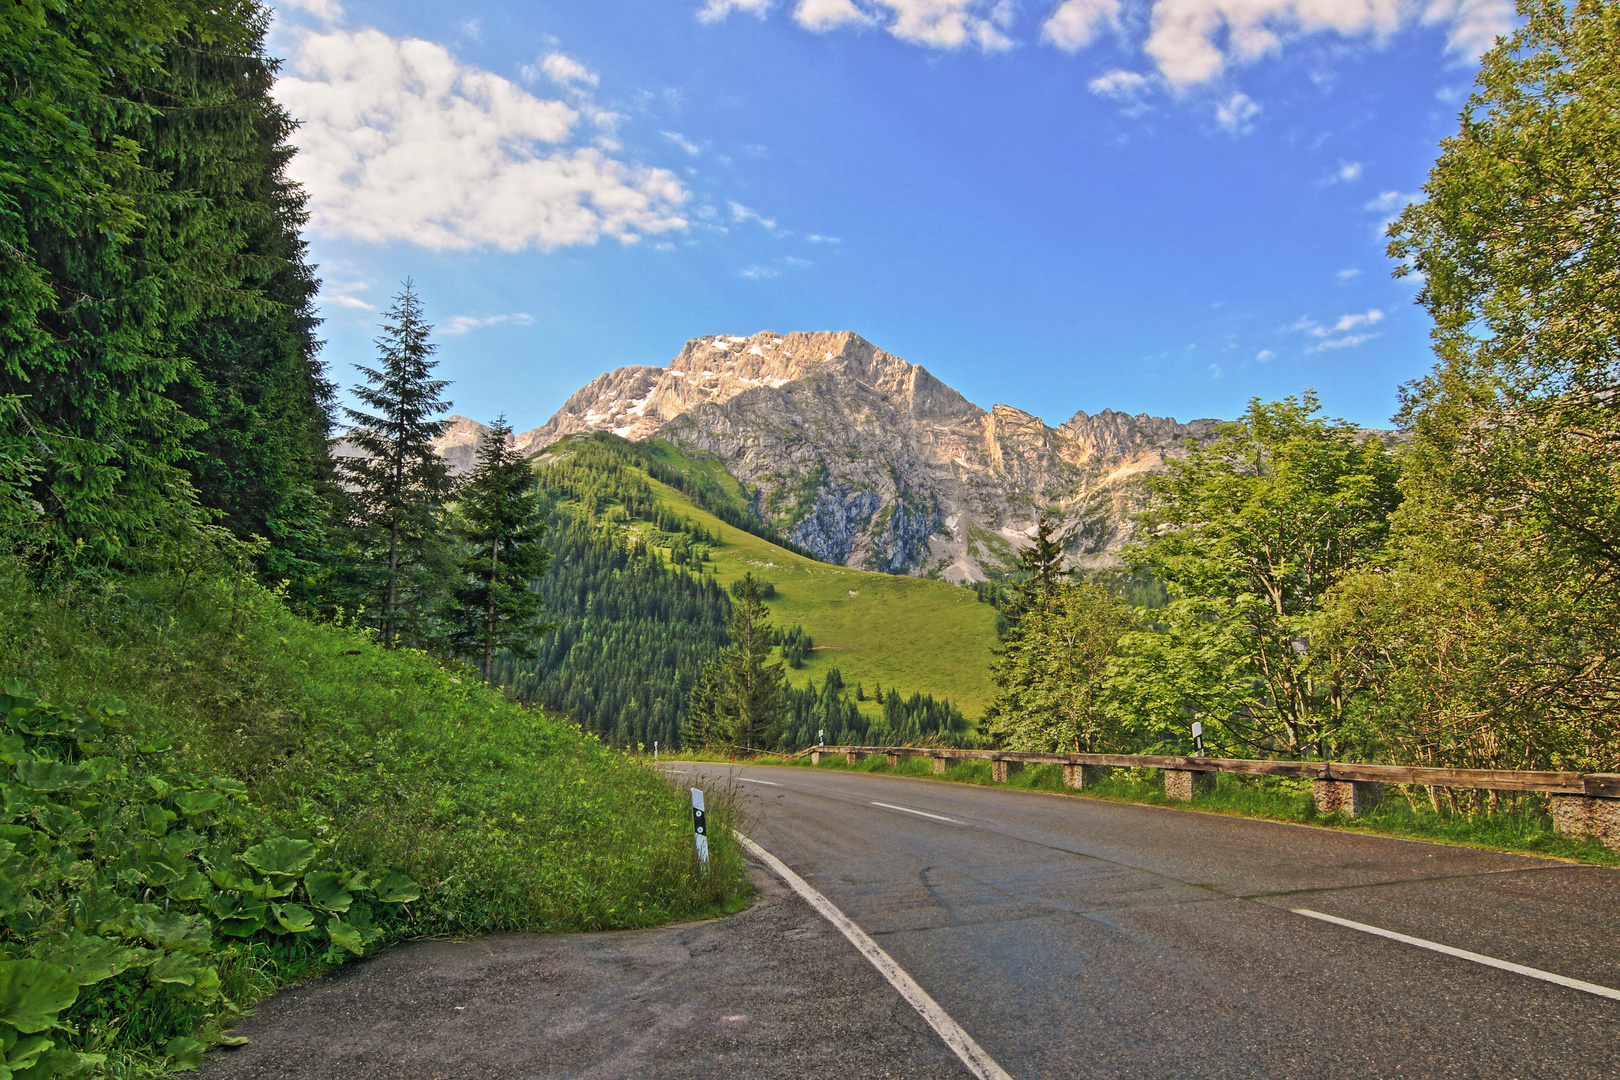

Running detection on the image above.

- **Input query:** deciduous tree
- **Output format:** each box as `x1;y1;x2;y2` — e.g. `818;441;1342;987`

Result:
1106;394;1400;758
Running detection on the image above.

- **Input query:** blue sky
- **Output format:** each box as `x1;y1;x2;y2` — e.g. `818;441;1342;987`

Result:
268;0;1512;431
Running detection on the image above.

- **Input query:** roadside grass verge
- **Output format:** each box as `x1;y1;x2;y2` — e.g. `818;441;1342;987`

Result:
772;753;1620;867
0;558;749;1075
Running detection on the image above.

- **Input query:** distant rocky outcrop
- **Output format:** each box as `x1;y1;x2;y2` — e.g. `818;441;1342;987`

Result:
431;331;1232;580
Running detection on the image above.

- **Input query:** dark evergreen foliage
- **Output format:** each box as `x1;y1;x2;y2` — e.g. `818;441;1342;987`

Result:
554;432;826;562
0;1;336;566
686;573;787;750
447;418;552;680
336;282;455;646
493;521;731;751
776;670;967;750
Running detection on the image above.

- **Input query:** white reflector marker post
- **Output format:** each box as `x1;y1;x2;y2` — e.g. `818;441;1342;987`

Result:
691;788;709;872
738;832;1012;1080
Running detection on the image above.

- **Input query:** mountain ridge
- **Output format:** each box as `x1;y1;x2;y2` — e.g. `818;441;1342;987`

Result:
433;330;1227;580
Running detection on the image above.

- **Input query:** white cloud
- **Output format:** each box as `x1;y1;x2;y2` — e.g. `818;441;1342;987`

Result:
730;201;780;231
276;29;688;251
319;279;372;310
534;52;599;88
807;233;842;243
1043;0;1121;51
742;265;781;279
1365;190;1415;213
1308;331;1377;351
1147;0;1404;85
1330;308;1383;333
1214;91;1260;132
791;0;1015;49
1421;0;1515;55
1294;308;1383;350
277;0;344;22
876;0;1016;50
663;131;703;156
1337;161;1362;182
1336;268;1362;282
699;0;772;21
1256;348;1276;362
1089;69;1150;98
795;0;873;29
707;0;1516;85
441;313;535;335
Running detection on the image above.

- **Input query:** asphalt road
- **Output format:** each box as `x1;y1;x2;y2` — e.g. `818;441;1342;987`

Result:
674;763;1620;1079
196;865;970;1080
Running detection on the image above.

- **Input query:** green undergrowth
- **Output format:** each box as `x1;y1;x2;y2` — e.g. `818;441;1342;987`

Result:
778;755;1620;867
0;559;748;1077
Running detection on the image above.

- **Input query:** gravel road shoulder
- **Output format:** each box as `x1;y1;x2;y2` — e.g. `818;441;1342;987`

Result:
196;867;971;1079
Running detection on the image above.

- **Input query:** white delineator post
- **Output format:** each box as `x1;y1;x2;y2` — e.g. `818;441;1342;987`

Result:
691;788;709;872
653;740;658;761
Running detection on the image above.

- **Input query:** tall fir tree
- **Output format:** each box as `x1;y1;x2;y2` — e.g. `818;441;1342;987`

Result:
0;1;335;565
1008;517;1066;623
148;8;337;588
338;281;454;647
447;417;552;681
684;573;786;750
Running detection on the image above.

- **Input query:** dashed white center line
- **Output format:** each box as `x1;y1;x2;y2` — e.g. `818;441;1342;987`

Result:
871;801;963;825
1294;909;1620;1001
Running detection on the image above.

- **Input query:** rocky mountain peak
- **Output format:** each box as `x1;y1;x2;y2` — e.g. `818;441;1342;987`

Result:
431;330;1238;580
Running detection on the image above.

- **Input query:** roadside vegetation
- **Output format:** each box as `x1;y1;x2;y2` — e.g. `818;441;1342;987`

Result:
0;558;747;1076
975;2;1619;792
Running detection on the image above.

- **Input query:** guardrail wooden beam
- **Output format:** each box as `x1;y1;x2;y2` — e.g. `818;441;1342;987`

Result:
789;746;1620;848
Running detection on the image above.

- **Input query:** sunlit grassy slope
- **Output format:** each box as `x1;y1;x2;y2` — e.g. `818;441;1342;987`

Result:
634;467;1000;718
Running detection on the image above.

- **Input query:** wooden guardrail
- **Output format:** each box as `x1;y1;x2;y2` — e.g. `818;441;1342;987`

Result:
791;745;1620;850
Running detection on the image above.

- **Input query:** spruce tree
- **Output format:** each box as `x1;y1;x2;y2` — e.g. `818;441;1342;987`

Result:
447;417;552;681
684;573;786;750
338;282;453;646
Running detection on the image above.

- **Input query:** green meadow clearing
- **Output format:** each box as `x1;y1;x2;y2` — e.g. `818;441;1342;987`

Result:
637;469;1000;719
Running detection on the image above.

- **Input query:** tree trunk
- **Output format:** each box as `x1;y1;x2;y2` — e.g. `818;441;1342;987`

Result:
386;515;400;648
482;539;500;681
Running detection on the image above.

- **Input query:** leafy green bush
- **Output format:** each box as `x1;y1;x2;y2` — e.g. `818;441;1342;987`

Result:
0;681;420;1077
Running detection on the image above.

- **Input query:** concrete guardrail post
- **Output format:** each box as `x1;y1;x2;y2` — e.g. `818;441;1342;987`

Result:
1551;795;1620;850
1313;779;1384;817
1165;769;1216;800
1062;764;1107;790
932;755;948;775
886;753;900;768
846;752;858;765
810;751;821;765
991;758;1023;783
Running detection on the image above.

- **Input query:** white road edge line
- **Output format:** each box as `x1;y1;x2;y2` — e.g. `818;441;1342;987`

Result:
739;778;784;787
1293;909;1620;1002
871;801;963;825
737;832;1013;1080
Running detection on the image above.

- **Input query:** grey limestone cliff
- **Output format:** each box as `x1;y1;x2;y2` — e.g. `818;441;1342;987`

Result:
438;330;1226;580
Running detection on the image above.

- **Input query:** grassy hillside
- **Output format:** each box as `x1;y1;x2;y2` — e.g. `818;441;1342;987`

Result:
638;474;999;719
0;557;747;1074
